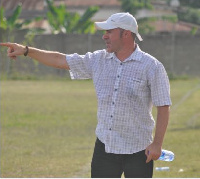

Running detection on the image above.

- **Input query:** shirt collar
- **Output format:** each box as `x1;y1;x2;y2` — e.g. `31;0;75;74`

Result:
107;44;143;62
125;44;143;62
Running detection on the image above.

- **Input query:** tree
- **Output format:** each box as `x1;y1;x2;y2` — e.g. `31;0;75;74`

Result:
118;0;177;34
118;0;153;16
175;0;200;28
179;0;200;9
0;3;43;78
46;0;99;34
178;8;200;26
0;3;43;37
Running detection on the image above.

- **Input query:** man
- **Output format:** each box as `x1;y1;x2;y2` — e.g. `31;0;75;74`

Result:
0;12;172;178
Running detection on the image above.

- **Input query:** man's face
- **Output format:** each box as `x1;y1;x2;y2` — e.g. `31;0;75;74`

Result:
102;28;123;53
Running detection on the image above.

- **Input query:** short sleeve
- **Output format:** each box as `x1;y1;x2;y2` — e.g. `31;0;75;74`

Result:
148;62;172;106
66;52;95;80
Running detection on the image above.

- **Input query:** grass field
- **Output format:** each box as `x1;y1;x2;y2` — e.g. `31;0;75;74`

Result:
1;79;200;177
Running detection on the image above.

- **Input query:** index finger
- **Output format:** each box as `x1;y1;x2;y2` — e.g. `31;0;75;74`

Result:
0;42;14;47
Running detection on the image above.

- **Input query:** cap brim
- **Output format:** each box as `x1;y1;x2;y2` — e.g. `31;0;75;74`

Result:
95;21;143;41
136;33;143;41
95;21;117;30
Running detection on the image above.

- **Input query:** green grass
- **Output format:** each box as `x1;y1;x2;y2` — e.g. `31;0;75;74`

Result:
1;79;200;177
153;79;200;178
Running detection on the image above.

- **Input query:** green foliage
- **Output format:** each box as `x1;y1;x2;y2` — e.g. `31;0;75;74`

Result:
118;0;153;16
0;4;43;32
0;4;44;79
72;6;99;34
137;17;156;34
118;0;178;34
179;0;200;9
46;0;99;34
178;8;200;25
46;0;67;33
0;7;7;29
137;15;177;34
190;27;198;35
7;3;22;30
118;0;154;34
0;3;44;36
161;15;178;23
0;4;22;31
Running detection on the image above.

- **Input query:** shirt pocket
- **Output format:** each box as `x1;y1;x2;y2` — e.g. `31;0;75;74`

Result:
126;78;148;98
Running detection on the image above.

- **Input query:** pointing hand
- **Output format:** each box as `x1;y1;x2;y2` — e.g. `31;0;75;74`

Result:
0;42;26;60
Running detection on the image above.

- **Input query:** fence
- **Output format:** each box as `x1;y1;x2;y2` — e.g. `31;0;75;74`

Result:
0;30;200;79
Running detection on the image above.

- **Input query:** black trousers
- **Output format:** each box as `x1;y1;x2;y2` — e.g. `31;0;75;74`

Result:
91;138;153;178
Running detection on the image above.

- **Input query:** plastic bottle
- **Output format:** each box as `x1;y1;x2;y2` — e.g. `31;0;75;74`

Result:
155;167;170;171
159;149;174;161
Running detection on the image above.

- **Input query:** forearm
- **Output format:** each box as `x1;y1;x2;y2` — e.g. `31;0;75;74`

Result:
153;105;170;147
28;47;69;69
145;105;170;162
0;42;69;70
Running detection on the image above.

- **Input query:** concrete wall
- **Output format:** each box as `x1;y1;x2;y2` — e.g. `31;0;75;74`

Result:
140;33;200;76
0;31;200;78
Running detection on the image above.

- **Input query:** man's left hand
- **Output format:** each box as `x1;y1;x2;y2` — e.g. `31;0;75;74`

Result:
145;143;162;163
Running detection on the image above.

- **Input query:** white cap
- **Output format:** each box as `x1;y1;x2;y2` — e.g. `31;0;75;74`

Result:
95;12;143;41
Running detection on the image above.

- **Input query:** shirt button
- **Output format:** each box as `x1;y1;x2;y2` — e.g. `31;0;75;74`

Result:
109;128;112;130
115;89;117;91
111;115;113;118
112;102;115;105
117;75;120;78
120;63;123;65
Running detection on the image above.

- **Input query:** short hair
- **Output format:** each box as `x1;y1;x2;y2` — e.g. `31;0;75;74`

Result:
119;28;125;38
131;33;136;41
119;28;136;42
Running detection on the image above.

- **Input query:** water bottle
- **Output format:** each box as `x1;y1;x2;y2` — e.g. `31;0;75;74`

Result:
155;167;170;171
159;149;174;161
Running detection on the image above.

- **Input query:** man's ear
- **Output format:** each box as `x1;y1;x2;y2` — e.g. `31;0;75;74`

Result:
123;30;131;38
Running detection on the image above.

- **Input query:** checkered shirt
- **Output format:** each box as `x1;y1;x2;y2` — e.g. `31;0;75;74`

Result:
66;45;172;154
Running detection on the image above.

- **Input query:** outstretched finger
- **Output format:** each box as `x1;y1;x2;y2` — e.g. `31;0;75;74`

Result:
0;42;14;47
